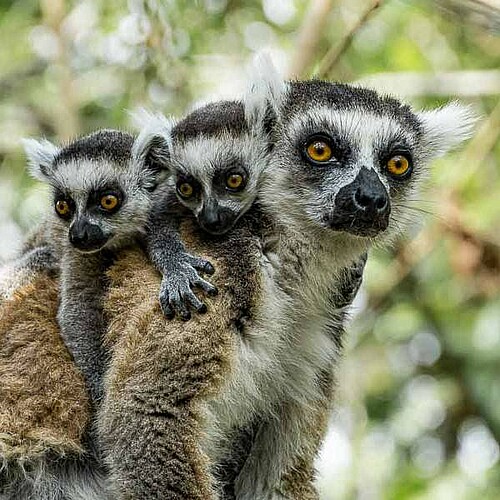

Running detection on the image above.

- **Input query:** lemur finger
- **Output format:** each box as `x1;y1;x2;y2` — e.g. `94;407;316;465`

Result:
194;278;218;297
189;257;215;275
179;306;192;321
169;291;191;321
184;290;208;314
159;292;175;320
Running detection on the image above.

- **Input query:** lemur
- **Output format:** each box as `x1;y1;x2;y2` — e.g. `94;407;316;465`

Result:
22;128;184;406
97;60;475;500
1;129;173;500
141;56;283;320
141;99;269;319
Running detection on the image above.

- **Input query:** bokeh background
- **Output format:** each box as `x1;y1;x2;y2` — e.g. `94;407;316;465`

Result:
0;0;499;498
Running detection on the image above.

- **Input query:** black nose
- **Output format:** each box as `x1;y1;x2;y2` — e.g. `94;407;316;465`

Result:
354;184;389;216
198;202;236;235
328;167;390;236
69;219;109;251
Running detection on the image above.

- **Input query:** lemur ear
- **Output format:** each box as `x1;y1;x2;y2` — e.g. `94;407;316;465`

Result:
417;102;478;159
130;109;176;189
243;52;287;136
22;138;59;182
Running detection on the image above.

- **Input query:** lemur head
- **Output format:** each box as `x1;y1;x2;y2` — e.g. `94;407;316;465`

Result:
23;128;171;253
264;79;476;245
135;55;281;236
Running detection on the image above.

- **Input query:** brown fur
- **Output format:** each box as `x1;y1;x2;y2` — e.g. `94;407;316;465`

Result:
0;210;335;498
0;272;89;462
99;212;266;499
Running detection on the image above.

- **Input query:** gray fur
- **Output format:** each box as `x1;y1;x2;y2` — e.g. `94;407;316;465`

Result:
0;451;112;500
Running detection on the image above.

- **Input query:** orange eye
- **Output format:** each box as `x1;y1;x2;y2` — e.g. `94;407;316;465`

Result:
55;200;71;217
100;194;120;211
226;173;245;191
306;139;333;163
178;182;194;198
387;155;411;177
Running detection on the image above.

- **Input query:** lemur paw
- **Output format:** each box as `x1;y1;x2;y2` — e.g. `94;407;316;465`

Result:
158;255;218;320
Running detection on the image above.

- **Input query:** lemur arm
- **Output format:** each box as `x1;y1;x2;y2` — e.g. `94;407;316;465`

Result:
58;250;110;406
145;195;218;321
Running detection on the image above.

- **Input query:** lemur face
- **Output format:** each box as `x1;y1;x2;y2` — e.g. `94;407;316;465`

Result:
24;129;169;253
169;134;266;235
49;159;151;253
269;81;475;242
167;101;269;236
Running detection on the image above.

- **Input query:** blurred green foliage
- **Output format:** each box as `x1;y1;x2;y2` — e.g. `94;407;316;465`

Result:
0;0;499;498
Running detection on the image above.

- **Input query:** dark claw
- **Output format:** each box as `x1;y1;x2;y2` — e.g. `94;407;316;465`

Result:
208;286;218;297
164;308;175;320
180;311;192;321
184;289;208;316
204;262;215;275
191;257;215;276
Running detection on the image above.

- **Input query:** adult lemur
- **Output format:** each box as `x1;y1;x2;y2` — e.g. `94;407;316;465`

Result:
97;60;476;499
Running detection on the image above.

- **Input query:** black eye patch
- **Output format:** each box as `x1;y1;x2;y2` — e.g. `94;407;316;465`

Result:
296;128;351;166
87;187;124;212
376;135;412;162
176;174;202;200
212;164;248;195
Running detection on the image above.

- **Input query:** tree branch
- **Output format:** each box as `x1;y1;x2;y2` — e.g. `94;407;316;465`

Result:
315;0;383;79
287;0;334;79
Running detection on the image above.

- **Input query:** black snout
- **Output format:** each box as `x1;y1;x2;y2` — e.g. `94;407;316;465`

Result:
69;218;109;252
198;201;237;236
329;167;390;237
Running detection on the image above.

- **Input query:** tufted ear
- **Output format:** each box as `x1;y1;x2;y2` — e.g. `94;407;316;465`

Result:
22;138;59;182
130;109;176;189
243;51;287;136
417;102;478;159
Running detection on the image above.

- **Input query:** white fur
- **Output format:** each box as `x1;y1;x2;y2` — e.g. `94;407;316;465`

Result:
22;138;60;182
417;101;478;158
169;131;269;220
243;52;287;133
130;109;176;166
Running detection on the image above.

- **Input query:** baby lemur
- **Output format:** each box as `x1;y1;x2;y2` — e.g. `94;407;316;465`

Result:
142;57;282;320
23;126;187;404
22;77;276;414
